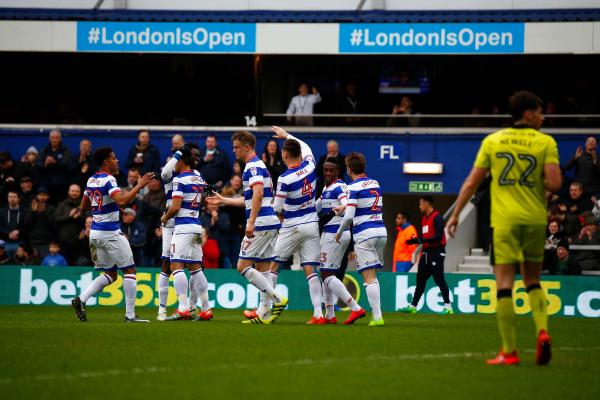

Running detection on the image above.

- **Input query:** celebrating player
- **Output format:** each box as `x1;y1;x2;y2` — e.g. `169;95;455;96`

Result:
317;157;366;324
160;145;211;321
158;144;212;321
71;147;154;322
270;126;325;324
208;130;288;324
335;152;387;327
446;91;561;365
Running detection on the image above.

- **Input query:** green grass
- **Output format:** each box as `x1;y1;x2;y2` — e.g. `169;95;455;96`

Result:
0;306;599;400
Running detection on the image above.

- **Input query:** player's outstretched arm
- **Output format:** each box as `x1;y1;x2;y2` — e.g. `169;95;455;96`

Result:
446;167;488;238
206;192;245;208
112;172;155;206
335;204;355;243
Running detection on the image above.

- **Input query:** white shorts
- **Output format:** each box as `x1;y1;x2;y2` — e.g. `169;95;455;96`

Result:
170;232;203;264
355;236;387;272
161;226;174;259
90;234;135;271
274;222;320;267
239;229;277;262
320;231;351;271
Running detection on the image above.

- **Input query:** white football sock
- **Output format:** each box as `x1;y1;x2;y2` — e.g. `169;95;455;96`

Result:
80;274;113;303
307;273;323;319
241;267;280;303
189;272;198;310
271;271;279;288
190;269;210;311
365;280;382;320
158;272;169;311
257;271;273;319
173;269;189;312
322;283;335;319
324;275;361;312
123;274;137;319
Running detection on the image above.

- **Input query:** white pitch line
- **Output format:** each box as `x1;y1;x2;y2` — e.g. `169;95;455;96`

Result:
1;346;599;385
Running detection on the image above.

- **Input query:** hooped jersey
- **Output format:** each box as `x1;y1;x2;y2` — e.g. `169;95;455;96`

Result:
242;155;280;231
319;179;348;234
171;170;205;234
85;172;122;239
346;175;387;242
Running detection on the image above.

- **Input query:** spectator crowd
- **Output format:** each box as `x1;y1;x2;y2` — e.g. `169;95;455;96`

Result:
0;129;347;270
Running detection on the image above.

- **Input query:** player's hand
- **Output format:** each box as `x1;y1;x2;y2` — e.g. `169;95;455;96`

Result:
245;221;256;238
137;172;155;188
335;232;341;243
575;146;583;159
446;215;459;238
271;126;289;140
207;192;224;205
160;214;168;226
333;205;346;216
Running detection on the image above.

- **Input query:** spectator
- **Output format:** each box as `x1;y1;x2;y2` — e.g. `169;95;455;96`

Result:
545;220;565;250
201;231;220;269
232;160;244;177
564;181;593;216
120;208;147;266
124;167;148;201
0;240;10;265
19;177;35;207
335;82;361;125
261;139;285;185
75;216;93;266
0;151;21;206
548;240;581;275
316;140;345;195
41;241;68;267
126;130;161;175
392;211;419;272
548;203;580;242
573;213;600;270
142;178;166;212
145;226;163;268
564;136;600;195
0;191;26;257
17;146;40;186
54;184;84;265
24;187;55;259
171;134;185;152
200;201;231;268
10;243;37;266
286;83;322;126
39;129;73;204
224;175;243;197
220;185;244;267
387;96;420;127
74;139;94;188
198;135;231;187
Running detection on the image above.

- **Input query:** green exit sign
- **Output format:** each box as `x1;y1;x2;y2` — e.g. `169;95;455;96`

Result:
409;181;443;193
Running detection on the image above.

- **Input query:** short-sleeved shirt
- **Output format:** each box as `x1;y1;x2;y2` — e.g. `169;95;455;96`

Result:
276;159;318;229
171;170;205;234
242;155;280;231
320;179;348;234
85;172;122;239
473;126;559;228
346;175;387;243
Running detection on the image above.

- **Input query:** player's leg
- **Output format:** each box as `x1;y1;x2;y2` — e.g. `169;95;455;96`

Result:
186;233;206;318
356;238;385;326
399;254;430;313
157;227;173;320
487;226;521;365
165;233;193;320
110;234;147;323
303;265;324;323
299;224;325;324
189;263;213;321
429;251;453;313
521;225;551;365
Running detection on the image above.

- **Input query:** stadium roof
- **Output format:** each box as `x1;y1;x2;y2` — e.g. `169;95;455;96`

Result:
1;8;600;23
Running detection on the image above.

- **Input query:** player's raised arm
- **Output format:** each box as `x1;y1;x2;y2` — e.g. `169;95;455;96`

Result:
161;150;182;181
446;166;488;238
271;125;314;163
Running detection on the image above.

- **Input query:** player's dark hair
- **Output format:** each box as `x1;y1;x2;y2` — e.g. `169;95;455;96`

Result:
93;147;113;168
345;152;366;175
180;144;193;166
324;157;339;167
231;131;256;148
420;195;434;205
509;91;543;121
283;139;302;159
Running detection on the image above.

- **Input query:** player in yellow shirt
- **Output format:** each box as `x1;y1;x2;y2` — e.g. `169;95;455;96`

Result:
446;91;561;366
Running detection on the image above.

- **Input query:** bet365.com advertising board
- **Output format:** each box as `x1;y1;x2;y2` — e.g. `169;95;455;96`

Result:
0;267;598;318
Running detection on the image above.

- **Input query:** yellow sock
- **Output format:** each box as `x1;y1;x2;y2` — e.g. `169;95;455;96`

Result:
527;285;548;334
496;291;516;353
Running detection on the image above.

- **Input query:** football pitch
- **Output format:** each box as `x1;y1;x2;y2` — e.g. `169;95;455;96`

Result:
0;306;599;400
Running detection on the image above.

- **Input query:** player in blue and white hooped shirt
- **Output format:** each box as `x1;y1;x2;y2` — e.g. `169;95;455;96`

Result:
335;152;387;327
270;126;325;324
160;145;210;322
208;130;287;324
316;158;366;325
71;147;155;323
157;144;212;322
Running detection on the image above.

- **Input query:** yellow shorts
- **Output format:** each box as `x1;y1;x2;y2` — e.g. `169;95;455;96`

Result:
491;225;546;265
